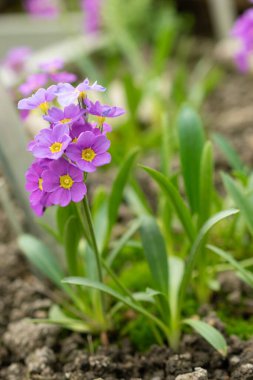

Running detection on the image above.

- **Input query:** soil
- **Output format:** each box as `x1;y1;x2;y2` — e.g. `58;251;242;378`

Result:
2;63;253;380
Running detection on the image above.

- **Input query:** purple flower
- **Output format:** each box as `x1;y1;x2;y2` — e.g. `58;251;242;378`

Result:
30;124;71;159
25;160;51;216
81;0;102;34
18;85;57;113
85;98;125;127
39;58;64;73
1;46;31;72
231;9;253;72
44;104;84;126
24;0;59;19
50;72;77;83
66;131;111;172
19;73;48;96
56;79;106;107
69;121;101;143
42;158;87;207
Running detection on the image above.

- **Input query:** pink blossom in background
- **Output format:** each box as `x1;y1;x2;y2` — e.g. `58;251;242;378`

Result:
81;0;103;34
24;0;60;19
1;47;31;73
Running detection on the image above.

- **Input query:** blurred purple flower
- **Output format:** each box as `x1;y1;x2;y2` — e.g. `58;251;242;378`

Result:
1;46;31;73
81;0;103;34
18;85;57;113
44;104;84;126
42;158;87;207
56;79;106;106
50;72;77;83
24;0;60;19
231;9;253;72
66;130;111;172
19;73;48;96
30;124;71;159
39;58;64;73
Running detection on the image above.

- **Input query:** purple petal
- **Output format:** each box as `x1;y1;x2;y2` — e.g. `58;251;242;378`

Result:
77;131;97;147
92;135;110;154
51;188;71;207
71;182;87;202
93;152;111;166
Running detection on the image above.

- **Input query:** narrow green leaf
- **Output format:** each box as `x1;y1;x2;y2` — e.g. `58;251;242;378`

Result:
107;148;139;241
184;319;227;356
56;203;76;242
140;216;169;295
214;133;247;174
180;209;239;303
222;173;253;235
169;256;184;322
177;106;205;214
198;141;214;227
107;218;142;266
18;234;64;288
64;216;81;276
207;244;253;288
141;166;196;242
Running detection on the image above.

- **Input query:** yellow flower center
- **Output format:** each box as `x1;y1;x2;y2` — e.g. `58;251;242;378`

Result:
60;174;74;189
38;178;43;191
60;118;71;124
39;102;49;113
97;116;106;126
72;137;78;143
50;142;62;153
81;148;96;162
78;91;86;99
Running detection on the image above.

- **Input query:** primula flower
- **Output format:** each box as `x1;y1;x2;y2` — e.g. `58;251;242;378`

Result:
56;79;106;107
19;73;48;96
42;158;87;207
1;46;31;73
18;85;57;113
85;99;125;127
30;124;71;159
81;0;102;34
25;160;51;216
24;0;60;19
231;9;253;72
44;104;84;126
39;58;77;83
66;131;111;172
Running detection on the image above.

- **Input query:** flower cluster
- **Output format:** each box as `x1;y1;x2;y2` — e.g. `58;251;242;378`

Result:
20;78;125;216
231;7;253;73
19;58;77;96
1;46;31;73
24;0;60;19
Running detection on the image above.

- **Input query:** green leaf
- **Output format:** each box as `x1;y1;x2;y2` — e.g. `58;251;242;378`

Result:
207;244;253;288
64;216;81;276
184;319;227;356
140;216;169;295
222;173;253;235
198;141;214;227
92;187;109;252
57;203;76;243
107;148;139;241
177;106;205;214
169;256;184;321
214;133;247;174
107;218;142;266
180;209;239;303
141;166;196;242
18;234;64;288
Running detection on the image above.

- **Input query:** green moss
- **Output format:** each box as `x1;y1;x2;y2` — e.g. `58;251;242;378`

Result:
218;312;253;340
121;315;157;351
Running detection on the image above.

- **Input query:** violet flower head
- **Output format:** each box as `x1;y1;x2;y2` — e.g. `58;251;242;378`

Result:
19;73;48;96
231;9;253;72
1;46;31;73
39;58;64;73
44;104;85;126
85;99;125;119
24;0;60;19
18;85;57;113
56;79;106;107
70;121;101;143
81;0;103;34
66;130;111;172
30;124;71;159
42;158;87;207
